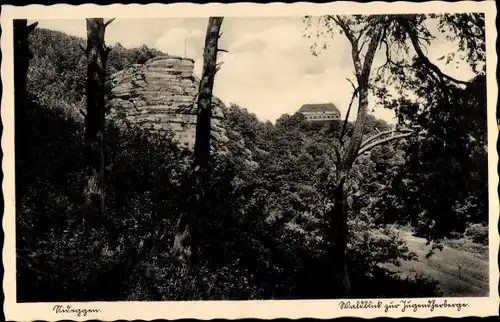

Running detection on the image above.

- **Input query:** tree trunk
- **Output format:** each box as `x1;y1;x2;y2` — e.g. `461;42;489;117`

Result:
173;17;224;274
193;17;224;169
13;19;38;110
324;81;370;298
341;82;370;170
324;23;383;297
83;18;109;215
323;175;350;297
13;20;37;280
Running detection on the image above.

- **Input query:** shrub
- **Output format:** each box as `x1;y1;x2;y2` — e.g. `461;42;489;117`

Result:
465;223;488;245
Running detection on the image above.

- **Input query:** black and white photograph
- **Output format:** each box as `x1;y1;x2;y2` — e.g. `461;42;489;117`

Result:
1;1;498;320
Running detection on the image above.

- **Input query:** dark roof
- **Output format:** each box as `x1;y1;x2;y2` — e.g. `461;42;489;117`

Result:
298;103;340;114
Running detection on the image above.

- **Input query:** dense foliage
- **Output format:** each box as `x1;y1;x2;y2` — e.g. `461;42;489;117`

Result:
381;75;488;241
16;25;486;301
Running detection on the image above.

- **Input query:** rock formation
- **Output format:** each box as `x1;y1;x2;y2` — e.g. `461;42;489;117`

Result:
106;55;229;151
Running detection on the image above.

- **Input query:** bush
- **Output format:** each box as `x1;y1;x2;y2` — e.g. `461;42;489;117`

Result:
465;223;488;245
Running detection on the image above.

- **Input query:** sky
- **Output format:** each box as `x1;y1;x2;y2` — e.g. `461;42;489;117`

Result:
30;17;478;124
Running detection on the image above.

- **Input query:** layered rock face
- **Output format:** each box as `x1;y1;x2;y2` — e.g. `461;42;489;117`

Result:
106;55;228;150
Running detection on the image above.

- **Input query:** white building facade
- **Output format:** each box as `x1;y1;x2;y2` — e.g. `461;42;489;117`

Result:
299;103;341;122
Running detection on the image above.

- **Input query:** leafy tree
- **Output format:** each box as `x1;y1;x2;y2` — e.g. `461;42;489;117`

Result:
381;75;487;241
304;13;485;296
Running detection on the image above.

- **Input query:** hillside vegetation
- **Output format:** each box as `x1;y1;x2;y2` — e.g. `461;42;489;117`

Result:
16;27;488;301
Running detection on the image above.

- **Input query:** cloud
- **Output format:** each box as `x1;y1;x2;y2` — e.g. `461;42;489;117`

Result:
212;21;359;122
154;27;204;58
230;38;267;54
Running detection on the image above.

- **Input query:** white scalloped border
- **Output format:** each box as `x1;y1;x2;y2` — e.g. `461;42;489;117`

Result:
1;2;498;320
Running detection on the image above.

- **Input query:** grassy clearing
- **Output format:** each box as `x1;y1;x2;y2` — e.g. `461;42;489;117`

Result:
382;230;489;297
443;237;489;261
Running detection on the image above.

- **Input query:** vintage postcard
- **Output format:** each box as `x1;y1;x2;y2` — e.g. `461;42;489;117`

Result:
1;1;498;320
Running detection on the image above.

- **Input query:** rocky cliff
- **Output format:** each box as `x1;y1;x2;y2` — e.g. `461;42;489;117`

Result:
106;55;229;151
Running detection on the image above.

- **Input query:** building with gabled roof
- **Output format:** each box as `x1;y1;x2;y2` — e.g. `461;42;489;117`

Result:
298;103;341;122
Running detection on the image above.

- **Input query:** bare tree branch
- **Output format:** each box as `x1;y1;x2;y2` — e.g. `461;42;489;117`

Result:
104;18;116;28
359;25;384;80
400;19;471;86
215;61;224;73
333;15;362;77
360;128;414;150
358;38;370;55
339;83;358;142
374;40;391;76
333;16;356;44
346;77;357;91
340;23;384;171
333;144;342;166
357;132;415;156
356;24;370;43
27;21;39;33
217;48;229;53
375;38;418;79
